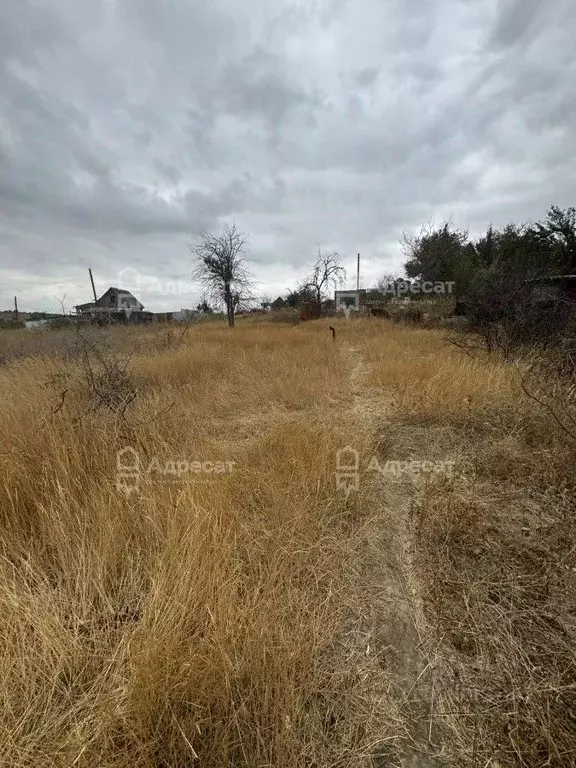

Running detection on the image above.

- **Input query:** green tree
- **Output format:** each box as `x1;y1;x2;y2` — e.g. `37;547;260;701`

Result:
532;205;576;273
403;221;472;297
474;223;556;278
285;284;316;308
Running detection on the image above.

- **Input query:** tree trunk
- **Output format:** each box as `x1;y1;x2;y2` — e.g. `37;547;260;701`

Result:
224;283;234;327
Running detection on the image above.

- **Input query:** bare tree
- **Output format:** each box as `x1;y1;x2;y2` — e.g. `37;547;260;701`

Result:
305;246;346;310
189;222;254;327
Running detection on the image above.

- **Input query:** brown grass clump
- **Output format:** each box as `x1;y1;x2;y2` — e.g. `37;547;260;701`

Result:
412;475;576;767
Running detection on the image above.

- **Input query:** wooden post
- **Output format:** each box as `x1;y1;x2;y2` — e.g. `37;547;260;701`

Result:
14;296;19;327
89;268;97;303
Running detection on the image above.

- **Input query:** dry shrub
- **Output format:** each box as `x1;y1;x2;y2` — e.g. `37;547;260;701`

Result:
0;324;153;365
267;308;300;324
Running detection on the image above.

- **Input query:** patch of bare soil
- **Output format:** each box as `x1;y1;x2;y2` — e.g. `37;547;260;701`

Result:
347;346;443;767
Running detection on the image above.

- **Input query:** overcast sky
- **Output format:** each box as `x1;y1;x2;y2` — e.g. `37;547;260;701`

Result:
1;0;575;313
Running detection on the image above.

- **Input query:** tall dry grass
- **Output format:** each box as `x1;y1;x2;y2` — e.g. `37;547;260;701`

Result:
351;319;576;767
0;321;398;767
1;317;574;767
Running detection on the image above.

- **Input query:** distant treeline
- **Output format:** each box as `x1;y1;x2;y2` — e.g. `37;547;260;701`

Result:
401;205;576;298
402;205;576;353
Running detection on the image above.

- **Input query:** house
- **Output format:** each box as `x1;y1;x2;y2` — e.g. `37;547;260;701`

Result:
75;287;154;323
334;290;367;313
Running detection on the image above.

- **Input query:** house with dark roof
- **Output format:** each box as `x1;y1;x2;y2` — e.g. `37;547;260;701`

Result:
75;287;154;323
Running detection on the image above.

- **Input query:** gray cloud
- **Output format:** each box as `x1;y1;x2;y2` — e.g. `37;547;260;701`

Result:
1;0;575;312
490;0;544;49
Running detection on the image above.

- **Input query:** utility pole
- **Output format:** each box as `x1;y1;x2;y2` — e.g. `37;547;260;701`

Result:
14;296;19;326
89;268;97;303
356;253;360;291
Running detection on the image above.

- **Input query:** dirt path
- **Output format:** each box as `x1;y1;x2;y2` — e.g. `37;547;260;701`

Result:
347;344;442;768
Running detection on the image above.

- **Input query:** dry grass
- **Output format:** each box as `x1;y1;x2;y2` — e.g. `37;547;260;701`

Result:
1;318;574;767
0;320;402;767
350;319;576;767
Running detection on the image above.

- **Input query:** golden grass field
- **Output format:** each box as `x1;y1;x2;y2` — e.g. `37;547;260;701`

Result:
0;318;574;767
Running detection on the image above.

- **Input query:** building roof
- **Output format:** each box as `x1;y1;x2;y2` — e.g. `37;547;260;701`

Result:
75;287;144;311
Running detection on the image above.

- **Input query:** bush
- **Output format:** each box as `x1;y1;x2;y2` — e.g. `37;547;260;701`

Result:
0;317;24;330
457;270;576;353
268;308;300;324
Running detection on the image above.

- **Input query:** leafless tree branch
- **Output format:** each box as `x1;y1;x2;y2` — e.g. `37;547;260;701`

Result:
189;222;255;327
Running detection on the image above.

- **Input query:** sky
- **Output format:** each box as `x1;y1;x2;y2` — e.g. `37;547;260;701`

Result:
1;0;575;313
